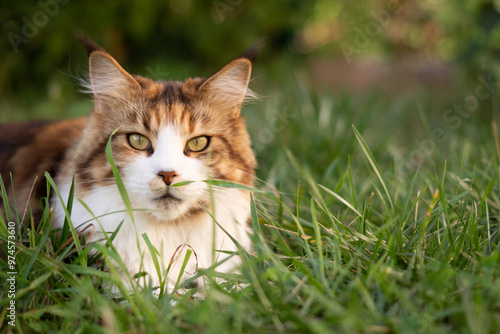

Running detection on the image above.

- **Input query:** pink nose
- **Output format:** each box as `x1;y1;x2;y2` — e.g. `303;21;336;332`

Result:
158;171;178;186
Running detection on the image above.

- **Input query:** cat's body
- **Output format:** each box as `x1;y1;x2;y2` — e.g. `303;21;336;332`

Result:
0;36;258;292
0;119;87;220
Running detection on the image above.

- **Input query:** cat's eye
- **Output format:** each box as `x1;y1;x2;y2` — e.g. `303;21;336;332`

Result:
186;136;209;152
128;133;152;151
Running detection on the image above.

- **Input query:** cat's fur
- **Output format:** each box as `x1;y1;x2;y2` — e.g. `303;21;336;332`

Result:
0;36;258;292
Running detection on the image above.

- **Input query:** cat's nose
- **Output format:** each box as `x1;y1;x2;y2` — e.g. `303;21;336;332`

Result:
158;171;178;186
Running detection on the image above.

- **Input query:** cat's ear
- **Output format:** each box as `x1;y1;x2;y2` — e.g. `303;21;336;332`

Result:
199;58;255;112
87;51;141;101
199;39;265;114
77;33;140;108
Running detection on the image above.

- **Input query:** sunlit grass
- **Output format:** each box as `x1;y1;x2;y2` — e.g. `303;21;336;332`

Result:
1;78;500;333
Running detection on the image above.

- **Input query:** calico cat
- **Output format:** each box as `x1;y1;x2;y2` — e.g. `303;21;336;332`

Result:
0;36;258;292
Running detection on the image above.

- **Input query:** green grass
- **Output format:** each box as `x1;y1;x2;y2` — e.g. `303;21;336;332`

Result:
1;75;500;333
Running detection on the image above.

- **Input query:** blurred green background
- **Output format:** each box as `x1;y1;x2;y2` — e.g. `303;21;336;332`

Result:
2;0;500;122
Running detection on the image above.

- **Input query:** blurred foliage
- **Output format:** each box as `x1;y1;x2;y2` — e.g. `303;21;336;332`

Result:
2;0;500;119
302;0;500;73
0;0;313;100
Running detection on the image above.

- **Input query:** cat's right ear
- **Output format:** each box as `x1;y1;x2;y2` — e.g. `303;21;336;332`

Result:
77;34;140;109
88;51;141;101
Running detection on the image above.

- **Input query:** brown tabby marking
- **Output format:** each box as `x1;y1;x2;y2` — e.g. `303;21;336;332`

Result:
0;119;86;219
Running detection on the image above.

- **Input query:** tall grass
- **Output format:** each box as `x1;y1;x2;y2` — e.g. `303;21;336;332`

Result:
1;77;500;333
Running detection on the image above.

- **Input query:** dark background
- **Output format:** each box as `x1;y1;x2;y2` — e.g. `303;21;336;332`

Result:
2;0;500;122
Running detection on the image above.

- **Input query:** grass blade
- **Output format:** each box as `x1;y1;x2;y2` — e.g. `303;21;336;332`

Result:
352;125;396;214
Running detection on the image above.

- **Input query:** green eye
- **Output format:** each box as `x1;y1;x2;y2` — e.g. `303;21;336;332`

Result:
128;133;151;151
186;136;209;152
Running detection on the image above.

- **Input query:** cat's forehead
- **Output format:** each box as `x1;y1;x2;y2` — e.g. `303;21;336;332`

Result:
139;79;206;134
142;101;195;133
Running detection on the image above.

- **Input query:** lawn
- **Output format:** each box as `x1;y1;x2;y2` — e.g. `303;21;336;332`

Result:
1;70;500;333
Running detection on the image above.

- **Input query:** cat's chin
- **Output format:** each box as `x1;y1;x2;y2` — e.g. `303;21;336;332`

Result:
150;209;206;224
148;198;207;223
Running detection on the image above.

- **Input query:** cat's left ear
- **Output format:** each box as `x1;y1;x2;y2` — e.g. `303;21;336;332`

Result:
199;39;264;114
199;58;253;112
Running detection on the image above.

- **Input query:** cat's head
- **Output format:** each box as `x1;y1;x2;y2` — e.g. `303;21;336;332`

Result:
71;36;258;222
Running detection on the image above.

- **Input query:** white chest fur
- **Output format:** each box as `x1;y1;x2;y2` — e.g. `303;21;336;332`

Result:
52;180;252;291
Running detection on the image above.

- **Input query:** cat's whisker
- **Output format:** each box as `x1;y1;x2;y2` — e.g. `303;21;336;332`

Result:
235;169;298;198
207;188;276;207
67;185;137;198
236;169;280;191
73;178;116;185
203;188;236;197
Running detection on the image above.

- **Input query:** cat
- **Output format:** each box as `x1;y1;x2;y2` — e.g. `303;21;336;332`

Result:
0;35;259;293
